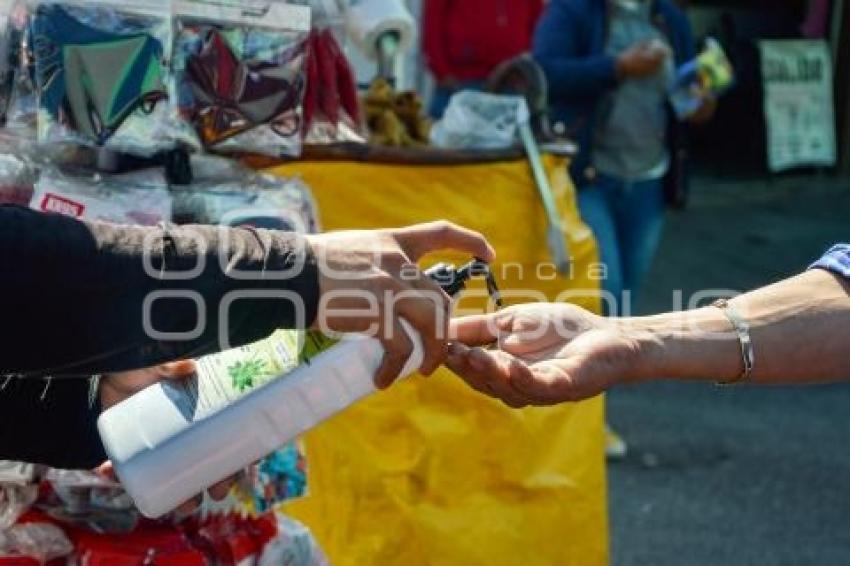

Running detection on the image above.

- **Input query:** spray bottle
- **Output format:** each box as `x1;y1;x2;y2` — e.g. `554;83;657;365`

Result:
98;259;501;518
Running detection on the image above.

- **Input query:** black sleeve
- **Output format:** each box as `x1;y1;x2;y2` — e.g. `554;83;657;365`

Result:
0;377;106;469
1;205;319;375
0;205;320;468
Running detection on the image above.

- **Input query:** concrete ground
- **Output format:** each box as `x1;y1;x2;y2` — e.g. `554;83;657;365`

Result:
607;174;850;566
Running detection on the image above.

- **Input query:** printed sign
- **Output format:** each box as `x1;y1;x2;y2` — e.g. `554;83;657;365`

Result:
759;40;836;172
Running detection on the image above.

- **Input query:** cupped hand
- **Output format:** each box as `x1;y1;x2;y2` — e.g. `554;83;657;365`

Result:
616;40;670;79
445;303;647;407
99;361;238;515
306;221;496;389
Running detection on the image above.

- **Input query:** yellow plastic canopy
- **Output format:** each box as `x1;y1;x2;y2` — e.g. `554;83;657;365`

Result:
267;155;608;566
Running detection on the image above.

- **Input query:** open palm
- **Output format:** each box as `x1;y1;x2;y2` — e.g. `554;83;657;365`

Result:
447;303;644;407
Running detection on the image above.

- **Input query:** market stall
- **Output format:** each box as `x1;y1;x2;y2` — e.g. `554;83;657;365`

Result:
270;151;608;566
0;0;608;563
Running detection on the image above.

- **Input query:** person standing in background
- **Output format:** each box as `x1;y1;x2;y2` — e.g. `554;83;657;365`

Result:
533;0;714;457
423;0;545;118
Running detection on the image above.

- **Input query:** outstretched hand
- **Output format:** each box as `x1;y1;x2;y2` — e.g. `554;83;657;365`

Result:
445;303;648;407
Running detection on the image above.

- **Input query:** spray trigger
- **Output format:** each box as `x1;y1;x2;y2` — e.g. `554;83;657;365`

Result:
424;258;502;307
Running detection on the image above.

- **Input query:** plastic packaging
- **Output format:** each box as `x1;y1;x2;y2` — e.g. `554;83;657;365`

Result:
45;468;134;513
172;159;320;233
0;152;34;205
430;90;529;150
302;27;364;144
258;513;328;566
30;165;171;225
0;0;17;122
344;0;415;61
0;485;37;531
0;523;73;563
239;441;307;512
0;462;36;486
182;511;278;564
17;0;196;155
669;37;734;119
172;0;310;157
70;522;206;565
3;0;39;138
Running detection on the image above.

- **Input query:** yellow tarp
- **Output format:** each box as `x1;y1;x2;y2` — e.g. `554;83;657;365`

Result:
268;155;608;566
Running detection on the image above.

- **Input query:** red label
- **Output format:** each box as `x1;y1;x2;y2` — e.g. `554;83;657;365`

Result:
40;193;85;217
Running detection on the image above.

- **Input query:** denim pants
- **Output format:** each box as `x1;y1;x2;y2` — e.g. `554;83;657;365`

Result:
577;174;665;315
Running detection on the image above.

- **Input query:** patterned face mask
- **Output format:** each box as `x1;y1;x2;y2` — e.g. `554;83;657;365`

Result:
30;4;167;144
184;28;305;146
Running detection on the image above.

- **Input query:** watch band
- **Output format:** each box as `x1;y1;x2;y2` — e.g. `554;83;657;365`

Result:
712;298;754;385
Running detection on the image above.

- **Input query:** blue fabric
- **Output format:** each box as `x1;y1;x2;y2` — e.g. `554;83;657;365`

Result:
577;174;665;314
31;4;164;142
428;80;485;119
810;244;850;279
532;0;695;185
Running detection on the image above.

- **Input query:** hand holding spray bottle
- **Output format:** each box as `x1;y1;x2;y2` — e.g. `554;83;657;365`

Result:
98;259;501;518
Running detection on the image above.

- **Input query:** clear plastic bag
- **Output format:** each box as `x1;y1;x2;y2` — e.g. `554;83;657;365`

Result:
430;90;530;150
258;513;328;566
0;461;37;485
172;156;320;233
31;165;171;225
3;0;38;138
302;27;365;144
173;1;311;157
0;150;35;204
8;0;197;156
0;483;37;531
0;0;17;122
46;468;134;513
1;523;73;562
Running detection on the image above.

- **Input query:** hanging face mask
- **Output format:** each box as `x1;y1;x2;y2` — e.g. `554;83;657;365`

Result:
184;27;304;146
173;1;310;157
30;3;168;145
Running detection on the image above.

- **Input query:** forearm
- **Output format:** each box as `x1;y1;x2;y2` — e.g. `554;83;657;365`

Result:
1;207;319;376
629;270;850;384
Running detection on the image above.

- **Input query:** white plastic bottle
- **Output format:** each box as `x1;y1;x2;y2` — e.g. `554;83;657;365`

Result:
98;325;422;518
98;260;497;519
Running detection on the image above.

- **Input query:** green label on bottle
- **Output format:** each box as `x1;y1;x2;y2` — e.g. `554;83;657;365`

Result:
167;330;339;422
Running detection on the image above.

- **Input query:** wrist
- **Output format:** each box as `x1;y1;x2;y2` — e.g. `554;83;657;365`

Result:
623;307;743;383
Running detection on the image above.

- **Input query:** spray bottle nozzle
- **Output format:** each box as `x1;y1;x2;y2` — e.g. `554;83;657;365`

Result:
424;258;503;307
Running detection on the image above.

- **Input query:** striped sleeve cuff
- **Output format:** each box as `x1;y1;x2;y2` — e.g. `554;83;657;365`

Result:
810;244;850;279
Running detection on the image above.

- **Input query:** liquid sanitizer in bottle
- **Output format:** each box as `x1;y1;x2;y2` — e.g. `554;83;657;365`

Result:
98;260;501;518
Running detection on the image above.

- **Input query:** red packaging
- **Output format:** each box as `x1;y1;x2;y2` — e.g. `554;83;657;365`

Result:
181;512;278;566
326;28;360;125
69;521;206;566
302;30;320;134
314;29;340;129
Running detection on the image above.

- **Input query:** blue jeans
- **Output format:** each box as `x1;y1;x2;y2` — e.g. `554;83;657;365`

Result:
578;175;665;315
